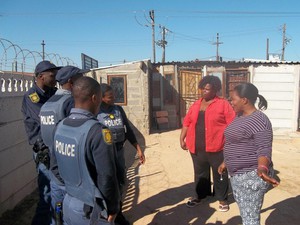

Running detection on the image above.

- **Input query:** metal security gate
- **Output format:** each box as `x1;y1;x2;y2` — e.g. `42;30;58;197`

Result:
225;69;249;98
179;69;202;124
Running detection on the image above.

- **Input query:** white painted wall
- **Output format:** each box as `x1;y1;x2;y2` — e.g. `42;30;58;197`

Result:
251;64;300;131
0;73;37;216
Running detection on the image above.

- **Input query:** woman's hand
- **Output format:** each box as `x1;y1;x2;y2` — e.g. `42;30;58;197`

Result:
218;161;227;175
107;213;117;222
180;127;188;150
136;144;145;165
180;139;187;150
257;170;280;187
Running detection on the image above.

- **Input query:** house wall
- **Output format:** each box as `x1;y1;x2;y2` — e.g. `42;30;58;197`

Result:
154;62;300;132
87;60;151;135
151;64;180;129
0;73;37;216
251;64;300;132
205;63;300;132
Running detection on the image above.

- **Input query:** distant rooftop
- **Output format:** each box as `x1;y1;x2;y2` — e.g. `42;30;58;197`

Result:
153;59;300;66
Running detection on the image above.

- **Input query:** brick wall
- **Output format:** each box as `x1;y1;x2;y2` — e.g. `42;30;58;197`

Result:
87;60;151;135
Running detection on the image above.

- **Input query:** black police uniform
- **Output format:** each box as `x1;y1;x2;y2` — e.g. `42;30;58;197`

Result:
22;83;57;145
40;88;74;223
53;108;120;225
97;105;138;188
97;105;138;225
21;83;57;225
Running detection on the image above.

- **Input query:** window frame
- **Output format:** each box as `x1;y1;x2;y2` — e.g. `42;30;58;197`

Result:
107;74;127;106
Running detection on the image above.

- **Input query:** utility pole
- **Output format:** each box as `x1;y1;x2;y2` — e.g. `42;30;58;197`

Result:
266;38;269;60
156;26;168;63
281;24;286;61
158;27;168;63
161;26;167;63
149;10;156;63
41;40;45;60
213;33;223;61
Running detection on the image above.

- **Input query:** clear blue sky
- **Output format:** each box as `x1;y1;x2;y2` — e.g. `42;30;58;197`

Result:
1;0;300;71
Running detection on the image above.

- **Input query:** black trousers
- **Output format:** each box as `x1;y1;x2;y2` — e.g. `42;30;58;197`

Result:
190;150;229;201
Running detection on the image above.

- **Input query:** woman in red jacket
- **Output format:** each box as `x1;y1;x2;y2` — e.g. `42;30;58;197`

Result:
180;75;235;211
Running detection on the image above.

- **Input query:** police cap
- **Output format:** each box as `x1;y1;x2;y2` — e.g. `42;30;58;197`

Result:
35;60;61;76
56;66;89;85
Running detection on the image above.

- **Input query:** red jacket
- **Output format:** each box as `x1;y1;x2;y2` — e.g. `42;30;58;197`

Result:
183;96;235;154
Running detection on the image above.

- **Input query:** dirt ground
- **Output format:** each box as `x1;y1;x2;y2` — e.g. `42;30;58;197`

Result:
1;129;300;225
123;129;300;225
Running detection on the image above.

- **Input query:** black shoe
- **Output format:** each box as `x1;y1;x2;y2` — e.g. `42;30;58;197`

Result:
115;212;130;225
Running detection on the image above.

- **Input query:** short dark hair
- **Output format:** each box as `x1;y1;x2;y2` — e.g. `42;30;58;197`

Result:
198;75;221;92
72;76;101;102
100;83;113;97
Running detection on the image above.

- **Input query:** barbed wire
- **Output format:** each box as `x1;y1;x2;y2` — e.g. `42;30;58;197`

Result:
0;37;77;73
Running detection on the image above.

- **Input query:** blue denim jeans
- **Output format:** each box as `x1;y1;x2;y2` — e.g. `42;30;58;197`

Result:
31;162;52;225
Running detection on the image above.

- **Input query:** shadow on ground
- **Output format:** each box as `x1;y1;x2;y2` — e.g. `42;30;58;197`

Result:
0;189;38;225
1;171;300;225
262;195;300;225
122;160;299;224
2;129;300;225
124;180;242;225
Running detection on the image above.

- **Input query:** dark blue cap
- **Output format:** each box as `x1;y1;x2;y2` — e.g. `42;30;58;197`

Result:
34;60;61;76
56;66;88;85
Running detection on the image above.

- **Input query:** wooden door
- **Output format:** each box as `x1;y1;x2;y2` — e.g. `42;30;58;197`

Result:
225;70;249;98
179;70;202;124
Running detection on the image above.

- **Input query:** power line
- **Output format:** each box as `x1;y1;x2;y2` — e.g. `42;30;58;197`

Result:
4;10;300;17
170;31;212;43
220;27;278;38
155;10;300;15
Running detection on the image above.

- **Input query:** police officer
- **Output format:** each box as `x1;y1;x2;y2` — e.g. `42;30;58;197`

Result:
21;60;61;225
53;76;120;225
97;83;145;225
40;66;84;224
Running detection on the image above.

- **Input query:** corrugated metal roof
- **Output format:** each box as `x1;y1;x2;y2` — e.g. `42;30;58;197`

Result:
154;60;300;66
90;59;150;70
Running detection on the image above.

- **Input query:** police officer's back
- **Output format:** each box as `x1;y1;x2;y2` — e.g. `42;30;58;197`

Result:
40;66;85;179
53;76;120;225
21;60;61;225
40;65;84;224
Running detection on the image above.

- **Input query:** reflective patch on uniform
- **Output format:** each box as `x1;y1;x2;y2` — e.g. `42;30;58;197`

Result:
102;128;112;145
29;92;40;103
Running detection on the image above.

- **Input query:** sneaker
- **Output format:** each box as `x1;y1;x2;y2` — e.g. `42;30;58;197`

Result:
186;198;201;208
115;212;130;225
218;203;229;212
